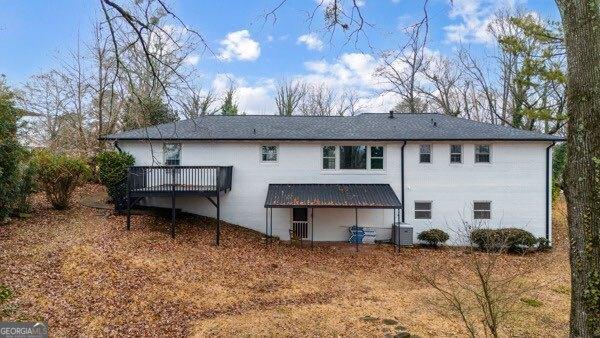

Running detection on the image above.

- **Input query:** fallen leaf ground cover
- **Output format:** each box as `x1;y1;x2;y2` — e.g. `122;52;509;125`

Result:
0;185;570;336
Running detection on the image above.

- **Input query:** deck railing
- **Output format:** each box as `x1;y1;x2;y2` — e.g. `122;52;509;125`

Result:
128;166;233;194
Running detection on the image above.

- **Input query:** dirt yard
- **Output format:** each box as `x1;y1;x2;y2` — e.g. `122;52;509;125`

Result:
0;185;570;337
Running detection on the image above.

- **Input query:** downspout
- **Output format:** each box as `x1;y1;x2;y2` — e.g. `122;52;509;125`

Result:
114;140;123;153
545;141;556;241
401;140;406;223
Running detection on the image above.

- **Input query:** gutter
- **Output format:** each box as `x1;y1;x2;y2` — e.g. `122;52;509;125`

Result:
545;141;556;241
401;140;406;223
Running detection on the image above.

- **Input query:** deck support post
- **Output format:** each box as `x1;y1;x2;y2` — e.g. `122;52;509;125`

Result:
126;168;131;231
171;169;176;239
216;170;221;246
355;208;358;252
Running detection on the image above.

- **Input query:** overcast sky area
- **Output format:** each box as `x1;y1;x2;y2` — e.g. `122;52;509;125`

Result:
0;0;560;115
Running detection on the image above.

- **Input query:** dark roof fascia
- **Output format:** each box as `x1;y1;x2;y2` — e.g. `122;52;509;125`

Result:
101;137;565;142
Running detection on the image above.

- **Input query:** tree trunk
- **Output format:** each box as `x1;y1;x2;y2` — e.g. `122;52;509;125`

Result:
557;1;600;336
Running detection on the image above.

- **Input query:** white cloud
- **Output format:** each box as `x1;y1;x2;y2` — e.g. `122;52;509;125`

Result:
219;30;261;62
267;35;274;42
206;49;454;115
183;54;200;65
211;74;276;114
297;33;324;51
444;0;523;44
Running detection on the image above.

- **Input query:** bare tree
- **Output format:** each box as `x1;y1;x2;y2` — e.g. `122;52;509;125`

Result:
419;55;463;116
418;222;537;337
377;24;429;114
275;79;307;116
19;72;70;149
179;87;218;118
89;23;122;150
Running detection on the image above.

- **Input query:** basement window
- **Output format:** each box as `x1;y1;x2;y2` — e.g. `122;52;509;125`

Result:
474;201;491;220
415;201;432;219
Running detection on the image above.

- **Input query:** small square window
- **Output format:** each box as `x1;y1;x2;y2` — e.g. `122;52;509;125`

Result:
415;201;432;219
475;145;491;163
419;144;431;163
164;143;181;166
322;146;336;169
261;145;278;162
370;146;384;169
450;144;462;163
474;201;491;219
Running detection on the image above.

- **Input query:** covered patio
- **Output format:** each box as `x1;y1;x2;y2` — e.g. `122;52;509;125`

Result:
264;184;403;249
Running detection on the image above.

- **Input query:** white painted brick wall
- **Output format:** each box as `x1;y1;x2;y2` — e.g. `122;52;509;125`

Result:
119;140;552;244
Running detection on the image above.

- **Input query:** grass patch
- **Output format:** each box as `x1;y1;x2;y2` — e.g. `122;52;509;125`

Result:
521;297;543;307
552;285;570;295
0;284;12;303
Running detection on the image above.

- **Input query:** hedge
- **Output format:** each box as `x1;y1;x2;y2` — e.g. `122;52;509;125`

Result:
95;150;135;200
417;229;450;247
470;228;538;252
34;151;91;210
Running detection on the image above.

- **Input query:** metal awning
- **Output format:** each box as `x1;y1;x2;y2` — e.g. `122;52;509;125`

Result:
264;184;402;209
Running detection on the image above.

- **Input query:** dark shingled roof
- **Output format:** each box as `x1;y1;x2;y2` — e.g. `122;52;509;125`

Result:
102;113;563;141
264;184;402;208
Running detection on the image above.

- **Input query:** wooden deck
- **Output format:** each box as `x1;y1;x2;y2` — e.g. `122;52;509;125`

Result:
126;166;233;241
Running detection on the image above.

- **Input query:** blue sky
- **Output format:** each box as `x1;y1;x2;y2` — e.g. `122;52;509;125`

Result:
0;0;559;114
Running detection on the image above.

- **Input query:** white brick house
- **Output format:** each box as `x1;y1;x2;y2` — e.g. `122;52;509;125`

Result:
103;112;562;244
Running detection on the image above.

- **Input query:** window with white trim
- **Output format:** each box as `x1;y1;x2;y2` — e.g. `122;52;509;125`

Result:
322;146;336;169
163;143;181;166
473;201;491;219
419;144;431;163
340;145;367;169
475;144;491;163
415;201;432;219
450;144;462;163
261;145;278;162
370;146;384;169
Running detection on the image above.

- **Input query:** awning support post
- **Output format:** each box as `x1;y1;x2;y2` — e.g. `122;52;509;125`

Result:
265;208;269;244
311;208;314;249
270;208;273;238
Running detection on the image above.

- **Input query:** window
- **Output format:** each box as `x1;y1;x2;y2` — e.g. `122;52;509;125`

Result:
419;144;431;163
475;144;491;163
340;145;367;169
163;143;181;166
261;145;278;162
415;201;432;219
370;146;384;169
474;201;491;219
450;144;462;163
322;146;336;169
